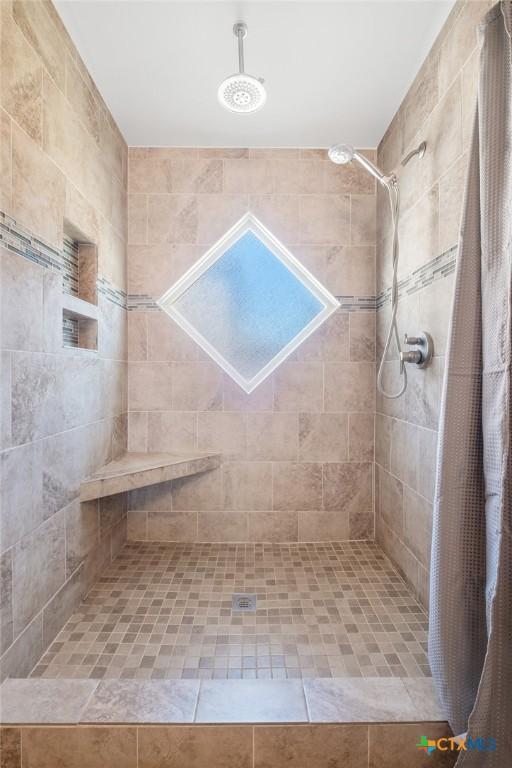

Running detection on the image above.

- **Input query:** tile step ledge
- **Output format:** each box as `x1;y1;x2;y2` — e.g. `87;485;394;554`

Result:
80;451;221;502
0;678;445;726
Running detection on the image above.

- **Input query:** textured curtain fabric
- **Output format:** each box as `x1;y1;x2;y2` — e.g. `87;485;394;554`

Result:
429;3;512;765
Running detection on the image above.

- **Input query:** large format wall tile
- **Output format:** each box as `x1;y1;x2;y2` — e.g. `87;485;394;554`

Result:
147;510;198;541
273;463;323;511
247;511;298;542
172;468;223;511
12;0;67;91
42;422;110;519
0;613;44;681
12;124;65;247
0;551;13;655
222;462;273;511
376;466;404;536
323;463;373;514
247;194;296;245
65;499;99;575
12;509;66;636
299;195;350;244
325;246;375;296
0;110;12;214
197;411;246;459
197;511;248;542
324;363;375;412
0;12;42;145
65;56;101;144
147;312;202;362
298;413;348;462
298;511;350;541
246;413;297;462
42;567;83;648
0;441;43;553
274;363;323;412
148;194;198;244
172;362;223;411
128;362;172;410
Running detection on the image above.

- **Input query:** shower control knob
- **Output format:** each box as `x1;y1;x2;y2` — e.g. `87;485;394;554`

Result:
400;349;423;365
401;331;434;369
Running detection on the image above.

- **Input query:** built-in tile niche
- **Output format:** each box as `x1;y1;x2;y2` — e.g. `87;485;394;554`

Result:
62;222;98;350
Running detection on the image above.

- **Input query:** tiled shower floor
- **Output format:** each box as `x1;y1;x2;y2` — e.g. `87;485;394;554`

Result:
30;541;430;680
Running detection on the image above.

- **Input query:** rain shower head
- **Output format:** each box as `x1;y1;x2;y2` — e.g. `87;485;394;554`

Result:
328;143;393;187
218;23;266;114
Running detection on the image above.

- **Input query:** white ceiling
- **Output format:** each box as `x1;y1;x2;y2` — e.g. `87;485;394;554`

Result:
55;0;453;148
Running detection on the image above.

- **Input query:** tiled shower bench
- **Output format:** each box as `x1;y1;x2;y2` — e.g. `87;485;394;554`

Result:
0;677;455;767
80;451;222;502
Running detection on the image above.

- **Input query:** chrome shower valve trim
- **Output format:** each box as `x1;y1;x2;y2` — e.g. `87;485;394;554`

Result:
400;331;434;369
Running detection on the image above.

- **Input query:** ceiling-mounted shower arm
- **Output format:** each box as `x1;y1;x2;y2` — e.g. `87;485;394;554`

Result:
233;22;247;74
218;22;266;113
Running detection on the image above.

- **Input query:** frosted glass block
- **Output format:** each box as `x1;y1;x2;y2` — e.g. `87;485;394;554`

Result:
158;213;339;392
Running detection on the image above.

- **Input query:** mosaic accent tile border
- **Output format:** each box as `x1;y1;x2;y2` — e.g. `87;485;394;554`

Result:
127;294;160;311
1;210;62;271
0;211;127;310
126;249;457;314
62;314;79;347
376;246;457;310
2;209;455;316
97;277;127;310
336;295;376;312
127;294;378;313
62;234;79;297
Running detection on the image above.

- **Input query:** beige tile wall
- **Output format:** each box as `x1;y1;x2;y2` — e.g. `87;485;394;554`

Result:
375;0;493;608
127;147;377;542
0;0;128;679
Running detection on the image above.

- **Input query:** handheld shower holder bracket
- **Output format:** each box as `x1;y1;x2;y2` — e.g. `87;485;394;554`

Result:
400;331;433;369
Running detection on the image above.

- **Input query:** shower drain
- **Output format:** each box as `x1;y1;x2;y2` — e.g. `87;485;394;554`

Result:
232;593;257;612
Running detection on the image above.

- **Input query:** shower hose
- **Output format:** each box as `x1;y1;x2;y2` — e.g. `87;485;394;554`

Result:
376;177;407;399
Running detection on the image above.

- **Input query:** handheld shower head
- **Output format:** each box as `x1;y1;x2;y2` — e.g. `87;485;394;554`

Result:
328;144;355;165
327;143;394;187
327;141;405;399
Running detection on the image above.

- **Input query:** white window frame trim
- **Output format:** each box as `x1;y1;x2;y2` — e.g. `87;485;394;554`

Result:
157;212;339;393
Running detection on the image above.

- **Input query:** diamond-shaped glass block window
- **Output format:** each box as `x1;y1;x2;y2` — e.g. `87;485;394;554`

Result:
158;213;339;393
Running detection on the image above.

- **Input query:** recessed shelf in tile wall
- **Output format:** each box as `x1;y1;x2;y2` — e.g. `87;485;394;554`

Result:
62;224;99;350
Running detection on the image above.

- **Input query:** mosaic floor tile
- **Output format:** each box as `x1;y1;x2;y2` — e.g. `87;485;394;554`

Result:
30;541;430;680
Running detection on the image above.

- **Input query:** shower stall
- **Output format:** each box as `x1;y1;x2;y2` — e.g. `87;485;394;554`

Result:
0;0;505;766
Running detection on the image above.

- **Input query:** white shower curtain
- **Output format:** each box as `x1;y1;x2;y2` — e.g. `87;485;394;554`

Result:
429;3;512;766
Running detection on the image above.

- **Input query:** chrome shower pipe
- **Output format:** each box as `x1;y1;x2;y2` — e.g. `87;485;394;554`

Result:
234;22;247;74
